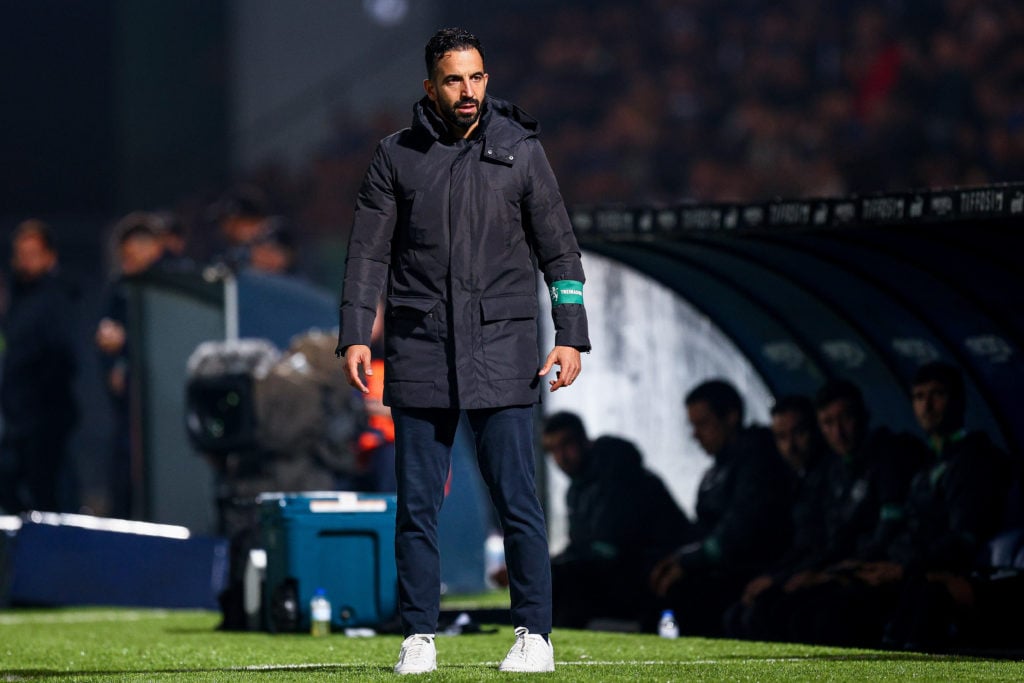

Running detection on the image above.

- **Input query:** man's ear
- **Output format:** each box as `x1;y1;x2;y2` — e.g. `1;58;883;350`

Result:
423;78;436;101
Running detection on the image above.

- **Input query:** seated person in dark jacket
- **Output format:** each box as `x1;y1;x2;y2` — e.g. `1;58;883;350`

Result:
649;379;793;636
748;379;927;644
724;394;832;639
542;411;692;628
878;362;1014;650
785;365;1010;647
784;380;930;589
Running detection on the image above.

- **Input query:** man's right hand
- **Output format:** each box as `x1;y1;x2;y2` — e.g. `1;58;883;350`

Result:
344;344;373;394
96;318;126;355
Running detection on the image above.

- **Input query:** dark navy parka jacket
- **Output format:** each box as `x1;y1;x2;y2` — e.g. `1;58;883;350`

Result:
337;95;590;409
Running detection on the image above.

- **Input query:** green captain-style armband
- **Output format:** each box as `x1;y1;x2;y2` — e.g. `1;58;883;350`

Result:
550;280;584;305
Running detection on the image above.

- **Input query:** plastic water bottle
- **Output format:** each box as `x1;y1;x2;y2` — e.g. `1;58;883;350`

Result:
658;609;680;639
310;588;331;637
484;532;506;588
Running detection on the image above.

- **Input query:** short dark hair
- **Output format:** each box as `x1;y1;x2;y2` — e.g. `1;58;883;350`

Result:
771;394;816;426
154;210;185;238
13;219;57;252
685;379;744;422
253;216;295;250
213;184;269;221
814;379;868;422
425;27;484;79
543;411;587;443
114;211;162;244
912;361;966;426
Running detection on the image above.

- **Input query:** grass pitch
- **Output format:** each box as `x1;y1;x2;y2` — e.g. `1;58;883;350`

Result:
0;608;1021;682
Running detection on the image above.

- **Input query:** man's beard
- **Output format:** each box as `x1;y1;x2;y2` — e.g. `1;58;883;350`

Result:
443;97;481;129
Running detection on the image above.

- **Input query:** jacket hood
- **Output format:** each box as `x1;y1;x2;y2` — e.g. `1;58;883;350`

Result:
484;95;540;136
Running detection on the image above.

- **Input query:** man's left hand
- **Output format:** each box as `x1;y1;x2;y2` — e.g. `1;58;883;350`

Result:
538;345;581;392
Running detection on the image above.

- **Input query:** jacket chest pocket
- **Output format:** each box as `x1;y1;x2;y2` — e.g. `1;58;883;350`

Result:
481;163;524;249
482;155;524;195
400;189;433;247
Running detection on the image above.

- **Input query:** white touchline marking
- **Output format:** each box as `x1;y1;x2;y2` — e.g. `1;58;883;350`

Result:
0;610;173;626
236;656;906;671
238;664;375;671
556;658;808;665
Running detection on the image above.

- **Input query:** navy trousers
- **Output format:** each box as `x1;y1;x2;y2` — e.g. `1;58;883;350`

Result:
392;405;552;636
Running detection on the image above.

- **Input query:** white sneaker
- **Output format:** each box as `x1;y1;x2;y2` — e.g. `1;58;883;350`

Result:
498;627;554;673
394;634;437;675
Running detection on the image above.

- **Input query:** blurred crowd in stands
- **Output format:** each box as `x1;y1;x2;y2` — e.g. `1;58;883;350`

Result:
232;0;1024;260
23;1;1016;291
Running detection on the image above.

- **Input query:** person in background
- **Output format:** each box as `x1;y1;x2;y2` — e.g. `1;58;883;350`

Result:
541;411;692;629
247;217;298;276
874;362;1013;650
94;212;169;517
0;220;79;513
649;379;792;636
152;210;195;272
780;364;1012;647
210;185;269;270
730;380;927;644
724;394;831;639
803;380;930;575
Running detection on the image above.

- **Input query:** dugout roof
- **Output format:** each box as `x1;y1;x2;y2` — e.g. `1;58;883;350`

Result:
572;183;1024;455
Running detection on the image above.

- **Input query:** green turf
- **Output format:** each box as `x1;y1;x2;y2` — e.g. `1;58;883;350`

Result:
0;608;1021;681
441;588;512;610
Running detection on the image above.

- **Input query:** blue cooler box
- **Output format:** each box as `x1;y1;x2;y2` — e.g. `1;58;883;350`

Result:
259;492;397;632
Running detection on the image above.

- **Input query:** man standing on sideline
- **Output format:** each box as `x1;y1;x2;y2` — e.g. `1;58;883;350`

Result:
0;220;79;513
338;28;589;674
